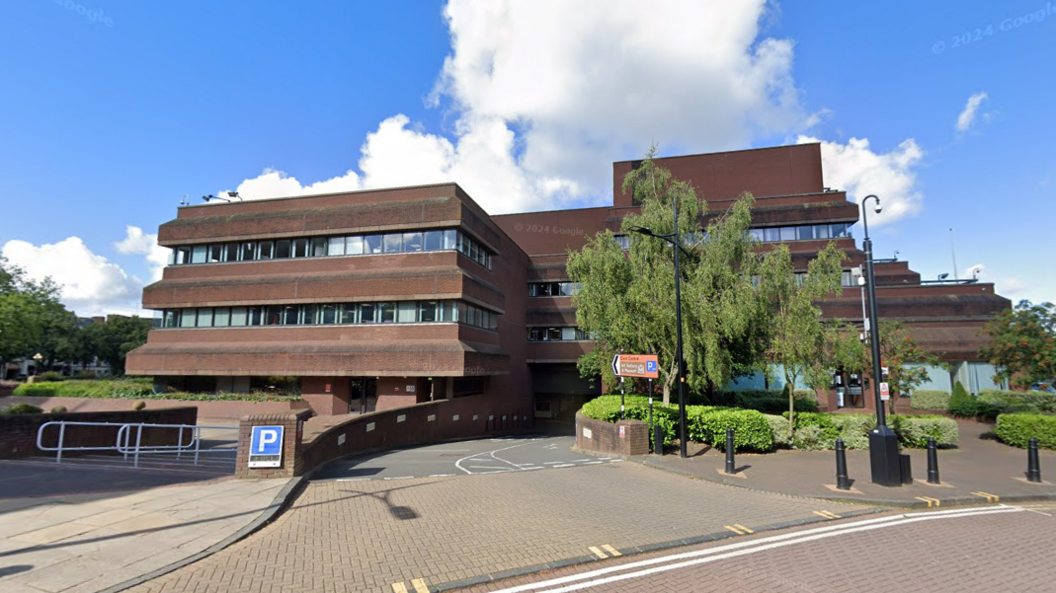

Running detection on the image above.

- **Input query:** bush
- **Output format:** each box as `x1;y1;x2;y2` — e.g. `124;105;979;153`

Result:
712;390;819;414
792;425;830;451
978;390;1056;416
38;371;66;382
1;404;43;414
948;381;1001;421
831;414;875;449
50;406;68;414
786;412;874;450
994;413;1056;449
891;415;959;448
763;414;792;448
133;401;146;411
687;407;773;452
11;379;299;402
581;395;678;450
909;390;951;410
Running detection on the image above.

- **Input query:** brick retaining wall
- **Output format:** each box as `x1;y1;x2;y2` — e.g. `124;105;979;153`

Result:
0;407;198;458
574;412;649;456
0;395;309;421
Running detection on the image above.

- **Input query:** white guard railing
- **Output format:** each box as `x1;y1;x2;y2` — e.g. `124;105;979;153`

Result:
36;421;236;467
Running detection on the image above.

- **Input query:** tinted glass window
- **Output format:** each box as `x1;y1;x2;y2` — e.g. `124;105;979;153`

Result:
364;234;383;254
259;241;274;259
346;236;364;255
379;302;396;323
403;232;423;252
360;303;376;323
275;240;292;259
293;239;309;258
231;307;248;326
424;231;443;251
327;238;345;256
240;242;257;261
214;307;230;327
191;245;207;263
383;234;402;253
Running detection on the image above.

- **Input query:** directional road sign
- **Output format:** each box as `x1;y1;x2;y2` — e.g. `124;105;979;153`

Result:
611;354;660;379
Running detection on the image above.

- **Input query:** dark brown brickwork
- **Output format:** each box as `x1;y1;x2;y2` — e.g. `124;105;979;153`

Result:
574;413;649;456
235;410;310;479
0;407;197;458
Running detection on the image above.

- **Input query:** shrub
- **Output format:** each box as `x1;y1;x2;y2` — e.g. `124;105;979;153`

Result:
713;390;818;414
133;401;146;411
830;414;875;449
994;414;1056;449
38;371;66;382
687;407;773;452
11;379;298;402
763;414;792;448
948;381;1001;421
979;390;1056;416
1;404;43;414
891;415;959;448
787;412;874;450
580;395;678;449
50;406;68;414
792;425;830;451
909;390;951;410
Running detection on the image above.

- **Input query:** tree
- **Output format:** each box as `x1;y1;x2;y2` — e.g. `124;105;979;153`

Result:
0;256;68;372
568;149;769;404
981;300;1056;389
86;315;152;375
877;320;938;415
757;242;845;431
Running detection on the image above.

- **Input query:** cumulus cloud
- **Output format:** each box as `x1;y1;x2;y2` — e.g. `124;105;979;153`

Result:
115;226;170;282
798;136;925;226
956;92;990;132
229;0;808;214
963;263;1028;296
2;238;142;316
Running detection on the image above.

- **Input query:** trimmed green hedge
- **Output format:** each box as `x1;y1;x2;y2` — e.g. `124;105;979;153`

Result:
979;390;1056;415
994;414;1056;449
12;380;300;403
948;382;1002;421
890;415;959;448
708;389;819;414
1;404;44;414
909;390;951;410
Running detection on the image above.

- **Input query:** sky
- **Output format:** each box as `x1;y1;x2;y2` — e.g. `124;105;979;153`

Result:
1;0;1053;317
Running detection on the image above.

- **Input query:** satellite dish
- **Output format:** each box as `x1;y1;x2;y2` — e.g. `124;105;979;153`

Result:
938;273;949;280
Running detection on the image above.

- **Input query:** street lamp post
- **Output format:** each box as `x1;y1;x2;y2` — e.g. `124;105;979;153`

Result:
629;197;690;458
861;195;902;486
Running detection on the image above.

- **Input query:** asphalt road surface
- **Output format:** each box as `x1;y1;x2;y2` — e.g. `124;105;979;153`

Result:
312;434;617;481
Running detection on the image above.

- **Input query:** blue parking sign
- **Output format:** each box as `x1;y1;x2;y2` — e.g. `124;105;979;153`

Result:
249;426;284;468
646;360;657;373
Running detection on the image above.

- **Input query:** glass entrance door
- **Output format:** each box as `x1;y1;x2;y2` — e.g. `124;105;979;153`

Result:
349;378;377;414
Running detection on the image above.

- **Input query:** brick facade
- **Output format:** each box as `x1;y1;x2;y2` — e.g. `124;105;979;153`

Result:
574;413;650;456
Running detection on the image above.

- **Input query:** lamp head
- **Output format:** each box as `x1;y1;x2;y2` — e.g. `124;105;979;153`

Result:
874;204;882;214
628;226;654;237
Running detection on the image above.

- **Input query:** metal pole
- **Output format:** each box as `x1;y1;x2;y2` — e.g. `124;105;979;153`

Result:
134;423;144;468
927;437;941;484
56;422;66;464
1028;438;1042;483
725;428;736;474
835;438;851;490
949;228;959;280
863;207;886;428
674;195;688;458
620;376;625;420
648;379;653;429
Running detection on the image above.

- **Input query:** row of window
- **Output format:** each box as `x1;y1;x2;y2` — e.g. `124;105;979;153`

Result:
160;300;499;330
528;281;583;297
613;223;853;250
169;228;493;269
527;327;591;342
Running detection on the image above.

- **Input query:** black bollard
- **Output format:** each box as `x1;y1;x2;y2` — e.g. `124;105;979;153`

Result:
835;438;851;490
654;424;664;455
927;437;941;484
725;428;736;474
1028;438;1042;483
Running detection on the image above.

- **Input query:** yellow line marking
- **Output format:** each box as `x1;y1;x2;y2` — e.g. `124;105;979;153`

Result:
915;496;941;508
392;583;409;593
411;578;429;593
588;546;608;559
733;524;754;534
601;544;622;556
724;525;745;535
971;491;1000;503
813;510;842;519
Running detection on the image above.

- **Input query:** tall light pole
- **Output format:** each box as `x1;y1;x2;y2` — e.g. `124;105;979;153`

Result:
629;196;691;458
861;195;902;486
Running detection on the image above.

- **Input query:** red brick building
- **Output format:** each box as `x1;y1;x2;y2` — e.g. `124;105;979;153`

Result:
127;143;1009;416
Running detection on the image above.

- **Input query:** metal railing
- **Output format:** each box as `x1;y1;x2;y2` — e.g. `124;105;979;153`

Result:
36;421;237;467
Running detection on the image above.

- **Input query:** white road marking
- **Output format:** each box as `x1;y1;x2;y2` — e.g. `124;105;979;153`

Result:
382;476;414;480
583;461;603;465
519;466;543;471
551;464;574;468
543;462;567;465
463;466;512;471
483;506;1026;593
428;474;455;478
336;478;370;482
455;441;537;475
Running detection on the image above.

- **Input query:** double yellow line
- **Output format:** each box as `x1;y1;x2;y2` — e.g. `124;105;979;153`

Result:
391;578;428;593
812;510;842;520
588;544;622;559
723;524;755;535
915;496;942;508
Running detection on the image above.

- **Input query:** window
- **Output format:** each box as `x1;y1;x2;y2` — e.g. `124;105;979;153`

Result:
163;310;180;327
443;300;458;322
614;235;631;250
797;226;814;241
197;308;214;327
264;306;283;326
320;304;337;324
379;302;396;323
419;301;438;322
748;229;764;242
383;234;402;253
443;229;458;250
231;307;248;327
168;249;176;265
815;224;831;239
302;305;319;325
339;303;358;324
403;232;423;252
275;240;292;259
831;223;849;238
283;305;299;325
424;231;442;251
327;237;346;256
209;244;224;263
345;236;364;255
780;227;796;242
764;228;781;242
180;309;197;328
214;307;230;327
240;242;257;261
364;234;383;254
293;239;309;258
248;306;263;326
397;302;417;323
311;238;328;257
360;303;376;323
191;245;207;264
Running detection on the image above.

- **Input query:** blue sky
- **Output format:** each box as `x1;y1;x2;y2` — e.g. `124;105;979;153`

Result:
1;0;1053;316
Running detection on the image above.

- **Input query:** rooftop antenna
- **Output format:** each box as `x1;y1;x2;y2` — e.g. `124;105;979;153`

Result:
179;194;190;206
949;228;959;280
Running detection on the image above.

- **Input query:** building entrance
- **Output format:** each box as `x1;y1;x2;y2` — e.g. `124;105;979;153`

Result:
349;378;377;414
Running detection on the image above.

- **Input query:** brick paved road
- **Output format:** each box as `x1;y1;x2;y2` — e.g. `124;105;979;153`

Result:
129;461;877;593
456;503;1056;593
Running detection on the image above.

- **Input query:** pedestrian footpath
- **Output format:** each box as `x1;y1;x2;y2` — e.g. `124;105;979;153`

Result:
635;419;1056;507
0;477;294;593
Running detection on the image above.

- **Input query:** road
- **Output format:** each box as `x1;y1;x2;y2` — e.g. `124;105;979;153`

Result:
454;502;1056;593
312;435;619;481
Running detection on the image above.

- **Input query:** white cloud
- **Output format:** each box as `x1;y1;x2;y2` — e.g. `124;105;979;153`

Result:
963;262;1028;296
2;238;143;317
115;226;169;282
956;92;989;132
797;136;925;226
230;0;808;214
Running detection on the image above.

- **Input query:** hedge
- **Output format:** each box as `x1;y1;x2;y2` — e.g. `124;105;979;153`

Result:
909;390;951;410
978;390;1056;416
707;389;818;414
994;414;1056;449
12;380;300;402
1;404;44;414
948;381;1002;421
890;415;959;448
785;413;874;451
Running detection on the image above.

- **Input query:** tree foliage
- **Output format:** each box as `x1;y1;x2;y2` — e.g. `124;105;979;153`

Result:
981;300;1056;389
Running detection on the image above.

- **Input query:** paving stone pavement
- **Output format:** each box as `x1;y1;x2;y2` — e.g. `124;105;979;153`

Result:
454;501;1056;593
128;462;879;593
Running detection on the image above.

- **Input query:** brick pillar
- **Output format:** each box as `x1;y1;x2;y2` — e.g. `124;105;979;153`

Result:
235;410;312;479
